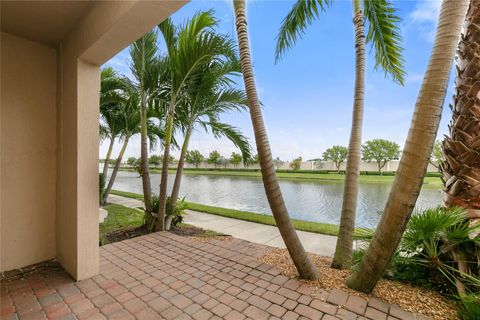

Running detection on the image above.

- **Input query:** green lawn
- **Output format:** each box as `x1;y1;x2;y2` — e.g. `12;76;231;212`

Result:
111;189;360;237
100;204;144;245
184;202;341;236
118;168;442;187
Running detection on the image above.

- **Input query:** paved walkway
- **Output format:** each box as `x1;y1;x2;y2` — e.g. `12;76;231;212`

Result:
1;232;427;320
107;194;338;257
185;211;339;257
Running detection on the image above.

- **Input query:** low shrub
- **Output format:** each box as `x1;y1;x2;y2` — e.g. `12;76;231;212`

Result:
150;194;187;229
353;206;480;297
459;293;480;320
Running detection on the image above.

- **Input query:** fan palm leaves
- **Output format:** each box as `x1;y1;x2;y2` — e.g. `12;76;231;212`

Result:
401;207;480;296
276;0;405;269
155;10;238;231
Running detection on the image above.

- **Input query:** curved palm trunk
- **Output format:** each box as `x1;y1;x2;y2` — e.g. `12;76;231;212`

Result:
157;104;175;231
103;137;129;205
233;0;319;280
347;0;469;293
140;101;154;228
102;137;115;178
171;126;192;208
332;0;365;269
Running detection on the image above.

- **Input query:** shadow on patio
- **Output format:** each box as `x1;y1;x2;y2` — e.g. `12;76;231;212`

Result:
1;233;424;320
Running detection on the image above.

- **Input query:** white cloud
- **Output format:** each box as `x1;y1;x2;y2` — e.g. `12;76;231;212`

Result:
410;0;441;24
406;0;441;42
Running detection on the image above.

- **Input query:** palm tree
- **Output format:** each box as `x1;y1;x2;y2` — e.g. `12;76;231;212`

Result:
100;67;126;178
439;0;480;296
441;1;480;221
276;0;405;269
129;31;161;227
101;93;160;205
347;0;470;293
233;0;319;280
155;11;237;231
170;61;251;208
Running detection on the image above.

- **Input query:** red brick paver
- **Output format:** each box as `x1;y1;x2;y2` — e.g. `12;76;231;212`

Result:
1;232;430;320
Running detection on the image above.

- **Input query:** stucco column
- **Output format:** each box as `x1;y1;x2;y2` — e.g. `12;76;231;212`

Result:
54;0;187;281
56;53;100;280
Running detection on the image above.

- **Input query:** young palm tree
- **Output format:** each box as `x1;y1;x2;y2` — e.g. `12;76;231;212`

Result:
100;67;126;178
276;0;405;269
170;61;251;208
233;0;319;280
129;31;161;227
155;11;237;231
102;93;160;205
347;0;470;293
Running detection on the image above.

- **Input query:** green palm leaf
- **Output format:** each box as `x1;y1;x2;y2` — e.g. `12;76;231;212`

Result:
363;0;405;84
275;0;333;63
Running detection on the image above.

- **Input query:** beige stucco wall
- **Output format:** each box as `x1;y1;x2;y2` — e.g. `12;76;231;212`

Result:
1;0;187;279
1;32;57;271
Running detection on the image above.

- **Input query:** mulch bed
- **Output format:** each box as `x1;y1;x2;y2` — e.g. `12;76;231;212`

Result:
103;226;148;244
261;248;460;320
170;225;232;242
103;224;231;245
170;224;211;237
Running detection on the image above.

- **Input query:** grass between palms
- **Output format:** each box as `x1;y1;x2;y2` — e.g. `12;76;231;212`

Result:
118;168;443;187
111;189;343;236
100;204;144;245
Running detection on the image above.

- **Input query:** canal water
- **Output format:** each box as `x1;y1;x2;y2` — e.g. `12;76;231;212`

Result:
112;171;441;228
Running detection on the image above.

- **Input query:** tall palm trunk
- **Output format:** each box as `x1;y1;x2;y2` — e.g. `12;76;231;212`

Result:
441;0;480;221
102;137;129;205
347;0;469;293
171;125;192;208
102;137;115;178
332;0;365;269
440;0;480;297
140;98;154;228
157;103;175;231
233;0;319;280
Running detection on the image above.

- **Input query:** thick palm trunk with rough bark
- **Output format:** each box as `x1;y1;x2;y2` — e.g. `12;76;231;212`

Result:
233;0;319;280
157;105;175;231
441;0;480;222
140;100;154;228
103;137;129;205
332;1;365;269
440;0;480;297
171;126;192;208
102;137;115;178
347;0;469;293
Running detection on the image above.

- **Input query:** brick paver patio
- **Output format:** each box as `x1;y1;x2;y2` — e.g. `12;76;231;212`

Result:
1;233;428;320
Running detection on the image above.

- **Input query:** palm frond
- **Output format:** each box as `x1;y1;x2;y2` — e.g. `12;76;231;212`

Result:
204;120;251;163
275;0;333;63
363;0;406;85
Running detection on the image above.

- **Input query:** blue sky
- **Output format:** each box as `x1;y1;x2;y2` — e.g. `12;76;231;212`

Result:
101;0;452;161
